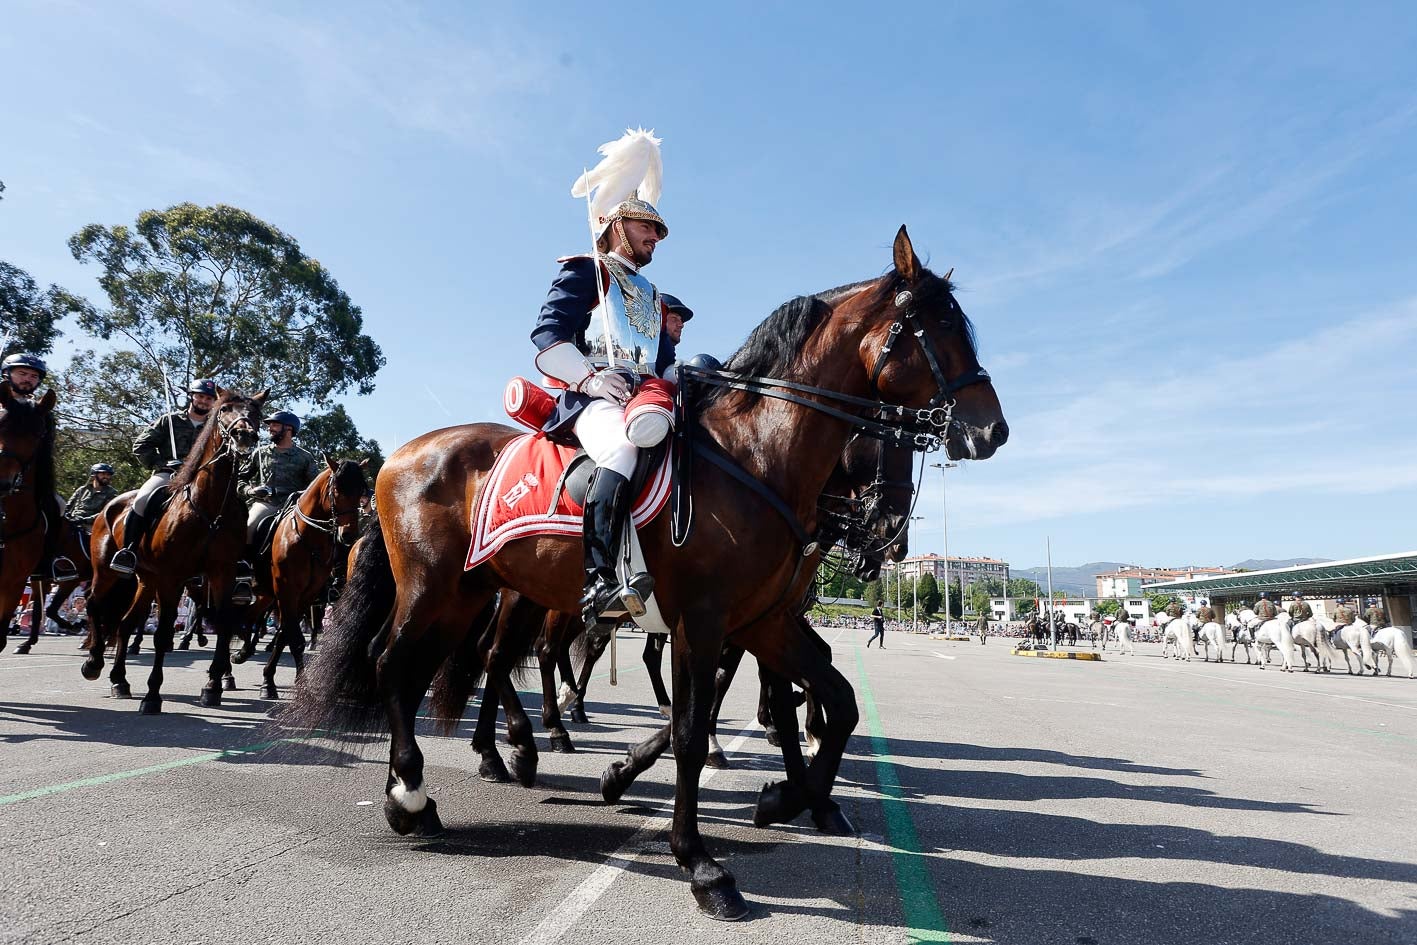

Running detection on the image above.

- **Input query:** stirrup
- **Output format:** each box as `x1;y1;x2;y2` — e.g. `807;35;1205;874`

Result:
110;548;138;576
617;572;655;619
51;557;79;583
231;577;255;607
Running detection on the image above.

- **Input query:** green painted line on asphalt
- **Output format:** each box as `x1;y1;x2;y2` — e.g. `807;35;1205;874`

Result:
0;736;315;807
854;645;950;944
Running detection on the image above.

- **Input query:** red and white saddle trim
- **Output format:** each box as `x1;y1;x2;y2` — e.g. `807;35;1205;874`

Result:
464;433;671;571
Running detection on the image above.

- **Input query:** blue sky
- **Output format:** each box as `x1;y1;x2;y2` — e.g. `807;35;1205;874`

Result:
3;1;1415;569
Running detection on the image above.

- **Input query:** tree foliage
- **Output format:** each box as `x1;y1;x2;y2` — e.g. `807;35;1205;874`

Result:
0;261;82;357
864;578;883;607
300;404;385;479
917;573;941;615
68;203;384;406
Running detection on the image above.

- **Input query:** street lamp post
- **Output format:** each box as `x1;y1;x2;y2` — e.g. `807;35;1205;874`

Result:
908;515;924;631
930;462;958;631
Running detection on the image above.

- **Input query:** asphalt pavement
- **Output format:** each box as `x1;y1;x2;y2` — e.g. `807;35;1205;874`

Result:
2;627;1415;945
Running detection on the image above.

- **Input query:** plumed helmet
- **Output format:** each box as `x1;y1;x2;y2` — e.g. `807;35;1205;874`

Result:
264;410;301;434
571;129;668;240
661;293;694;321
188;378;217;397
2;353;47;380
90;462;115;475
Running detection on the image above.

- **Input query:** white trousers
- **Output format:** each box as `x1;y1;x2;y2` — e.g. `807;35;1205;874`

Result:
573;398;638;479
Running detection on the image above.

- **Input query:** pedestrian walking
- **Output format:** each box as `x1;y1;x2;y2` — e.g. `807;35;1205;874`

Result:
867;604;886;648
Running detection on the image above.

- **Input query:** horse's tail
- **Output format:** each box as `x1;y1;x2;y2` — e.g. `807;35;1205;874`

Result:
427;598;498;735
283;519;397;734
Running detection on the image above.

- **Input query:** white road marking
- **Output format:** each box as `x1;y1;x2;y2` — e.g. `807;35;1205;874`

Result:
932;652;956;661
517;721;760;944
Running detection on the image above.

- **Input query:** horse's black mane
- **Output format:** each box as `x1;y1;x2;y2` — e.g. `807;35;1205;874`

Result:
700;264;973;413
0;397;57;498
168;407;219;490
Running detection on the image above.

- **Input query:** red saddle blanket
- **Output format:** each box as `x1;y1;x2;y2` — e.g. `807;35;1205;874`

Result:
465;433;671;571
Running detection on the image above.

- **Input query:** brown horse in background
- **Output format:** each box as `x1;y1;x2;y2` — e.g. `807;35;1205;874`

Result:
82;386;266;713
254;457;367;700
12;522;93;654
0;382;59;656
291;228;1007;919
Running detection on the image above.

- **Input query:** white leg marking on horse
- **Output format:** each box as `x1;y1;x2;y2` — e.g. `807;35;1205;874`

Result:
707;733;723;757
390;773;427;813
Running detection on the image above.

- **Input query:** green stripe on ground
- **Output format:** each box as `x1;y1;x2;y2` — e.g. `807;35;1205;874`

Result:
0;736;314;807
854;645;950;943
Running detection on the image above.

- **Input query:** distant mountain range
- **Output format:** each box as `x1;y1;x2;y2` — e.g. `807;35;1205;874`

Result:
1011;558;1330;597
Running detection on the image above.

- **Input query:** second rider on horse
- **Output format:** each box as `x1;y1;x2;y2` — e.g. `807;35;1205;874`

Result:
111;379;217;575
2;353;79;581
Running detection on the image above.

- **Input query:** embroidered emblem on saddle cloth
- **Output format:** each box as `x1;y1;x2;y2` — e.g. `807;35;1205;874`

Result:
464;433;671;571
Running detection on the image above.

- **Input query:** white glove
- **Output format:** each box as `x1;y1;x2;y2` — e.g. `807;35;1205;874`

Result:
579;369;631;404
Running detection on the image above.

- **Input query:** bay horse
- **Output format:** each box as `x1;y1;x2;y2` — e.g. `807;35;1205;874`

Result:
255;457;367;699
0;381;59;656
82;386;266;713
11;522;93;654
290;227;1006;919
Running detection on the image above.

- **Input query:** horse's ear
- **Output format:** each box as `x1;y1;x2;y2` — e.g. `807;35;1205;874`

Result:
252;388;271;406
214;384;228;400
324;452;336;472
359;458;370;469
892;225;920;283
39;389;58;412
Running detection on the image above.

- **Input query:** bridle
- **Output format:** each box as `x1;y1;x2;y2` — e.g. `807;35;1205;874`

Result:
682;281;992;451
816;434;921;576
181;407;258;533
292;470;361;548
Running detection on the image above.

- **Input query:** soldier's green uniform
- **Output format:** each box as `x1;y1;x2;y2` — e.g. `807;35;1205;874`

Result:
1364;603;1387;628
240;443;321;543
1254;598;1278;620
1333;604;1356;626
65;482;118;530
239;443;321;505
133;410;205;471
1287;599;1313;622
974;611;989;645
1197;604;1217;623
1164;601;1185;620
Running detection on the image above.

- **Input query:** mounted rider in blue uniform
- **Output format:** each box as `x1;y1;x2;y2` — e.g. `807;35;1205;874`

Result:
530;129;679;634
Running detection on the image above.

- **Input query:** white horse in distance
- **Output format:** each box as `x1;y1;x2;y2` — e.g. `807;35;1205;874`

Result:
1289;616;1338;673
1370;624;1416;678
1159;613;1199;661
1240;609;1298;671
1332;618;1378;675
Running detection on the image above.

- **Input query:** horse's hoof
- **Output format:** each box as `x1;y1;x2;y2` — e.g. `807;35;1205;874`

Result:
263;642;275;653
110;682;132;699
138;696;162;716
753;779;807;828
198;635;208;647
16;642;32;655
600;761;628;804
0;636;6;654
198;685;222;707
811;802;856;836
177;639;190;651
568;706;589;724
231;647;250;665
260;681;279;700
478;755;512;784
704;750;730;770
383;795;443;837
548;732;576;753
692;880;750;922
764;729;782;748
80;659;102;681
658;705;671;720
509;752;538;788
222;674;236;691
126;643;141;657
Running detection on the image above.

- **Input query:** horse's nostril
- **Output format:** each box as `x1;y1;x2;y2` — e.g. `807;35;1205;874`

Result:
990;420;1010;445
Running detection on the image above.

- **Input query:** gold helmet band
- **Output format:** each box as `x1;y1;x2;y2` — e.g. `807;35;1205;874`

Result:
599;194;668;239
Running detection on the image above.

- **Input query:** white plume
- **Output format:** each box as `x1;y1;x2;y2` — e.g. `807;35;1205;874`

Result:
571;128;663;234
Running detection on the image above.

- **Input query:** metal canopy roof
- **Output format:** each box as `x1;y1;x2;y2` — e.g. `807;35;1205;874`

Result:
1143;552;1417;597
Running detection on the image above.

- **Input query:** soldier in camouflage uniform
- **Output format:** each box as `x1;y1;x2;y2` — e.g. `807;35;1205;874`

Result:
1332;601;1356;626
1197;601;1218;624
1287;592;1313;624
239;410;320;544
1252;592;1278;621
65;463;118;534
2;353;80;581
1164;600;1185;620
111;379;218;575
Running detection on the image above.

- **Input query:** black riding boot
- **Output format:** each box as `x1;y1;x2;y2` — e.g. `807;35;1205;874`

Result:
110;508;149;576
580;468;653;637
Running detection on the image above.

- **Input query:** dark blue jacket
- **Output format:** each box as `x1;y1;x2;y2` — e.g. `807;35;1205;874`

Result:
532;257;677;442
